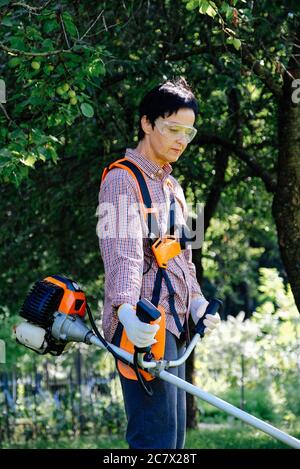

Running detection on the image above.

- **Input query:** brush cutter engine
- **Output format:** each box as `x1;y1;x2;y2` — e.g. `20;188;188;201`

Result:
15;275;92;355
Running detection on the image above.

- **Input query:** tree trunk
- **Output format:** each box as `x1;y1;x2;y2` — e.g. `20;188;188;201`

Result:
273;25;300;311
186;149;229;428
186;87;240;428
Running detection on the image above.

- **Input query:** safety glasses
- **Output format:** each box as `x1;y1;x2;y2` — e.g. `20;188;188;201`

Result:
155;118;197;144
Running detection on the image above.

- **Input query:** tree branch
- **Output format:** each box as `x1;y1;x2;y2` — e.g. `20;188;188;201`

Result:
0;42;74;57
166;39;283;99
78;9;104;42
240;44;283;99
195;133;277;193
57;11;71;49
0;103;13;125
204;148;230;232
11;1;52;12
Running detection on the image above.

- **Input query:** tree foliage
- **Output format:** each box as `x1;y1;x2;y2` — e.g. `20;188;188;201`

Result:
1;0;300;437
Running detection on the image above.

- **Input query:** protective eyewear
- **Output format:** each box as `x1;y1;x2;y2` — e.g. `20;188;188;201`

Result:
155;118;197;144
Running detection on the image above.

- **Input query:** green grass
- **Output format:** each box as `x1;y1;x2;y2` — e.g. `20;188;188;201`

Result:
0;434;127;449
2;424;300;449
186;426;296;449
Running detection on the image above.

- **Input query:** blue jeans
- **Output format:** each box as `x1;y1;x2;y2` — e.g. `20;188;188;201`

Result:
112;326;186;449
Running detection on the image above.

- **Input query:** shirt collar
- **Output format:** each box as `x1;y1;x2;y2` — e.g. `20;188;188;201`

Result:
125;148;173;181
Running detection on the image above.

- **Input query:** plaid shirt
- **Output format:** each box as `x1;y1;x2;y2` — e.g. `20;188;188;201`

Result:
98;148;204;343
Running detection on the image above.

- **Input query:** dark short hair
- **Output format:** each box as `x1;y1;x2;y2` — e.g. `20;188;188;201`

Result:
138;77;198;141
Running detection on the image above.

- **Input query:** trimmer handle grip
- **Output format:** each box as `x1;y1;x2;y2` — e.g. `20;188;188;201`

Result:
195;298;223;338
136;298;161;324
135;298;161;355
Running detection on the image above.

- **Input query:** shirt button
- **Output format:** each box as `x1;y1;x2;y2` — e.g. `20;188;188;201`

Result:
150;173;155;179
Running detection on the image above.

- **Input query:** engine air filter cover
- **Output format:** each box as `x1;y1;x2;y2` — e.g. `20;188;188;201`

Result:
20;279;64;328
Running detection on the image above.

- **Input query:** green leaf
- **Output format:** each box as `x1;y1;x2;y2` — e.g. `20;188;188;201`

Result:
10;129;27;142
42;20;59;34
186;0;198;10
232;38;241;50
199;0;209;14
62;12;77;38
41;39;55;51
206;5;217;18
20;154;36;168
220;2;232;15
1;17;13;27
9;37;26;50
8;57;22;68
80;102;94;118
87;58;106;77
65;21;77;38
227;37;241;50
0;148;12;168
198;1;217;18
26;26;42;41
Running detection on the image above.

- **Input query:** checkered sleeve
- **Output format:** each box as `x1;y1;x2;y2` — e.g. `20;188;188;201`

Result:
98;168;144;307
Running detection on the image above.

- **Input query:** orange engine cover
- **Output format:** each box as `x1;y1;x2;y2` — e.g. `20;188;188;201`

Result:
45;275;86;318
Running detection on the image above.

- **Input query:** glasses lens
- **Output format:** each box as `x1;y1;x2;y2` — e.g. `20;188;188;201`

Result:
155;120;197;143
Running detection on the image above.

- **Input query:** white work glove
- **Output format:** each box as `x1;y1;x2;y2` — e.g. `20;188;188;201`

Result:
190;295;221;336
117;303;160;348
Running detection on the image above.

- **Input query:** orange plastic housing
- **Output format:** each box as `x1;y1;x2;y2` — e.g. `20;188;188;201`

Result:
117;305;166;381
151;236;181;269
45;276;86;318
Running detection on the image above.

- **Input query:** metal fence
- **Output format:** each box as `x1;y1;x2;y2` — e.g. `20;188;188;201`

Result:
0;349;126;445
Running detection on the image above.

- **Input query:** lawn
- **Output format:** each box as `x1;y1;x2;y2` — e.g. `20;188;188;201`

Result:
2;424;299;449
